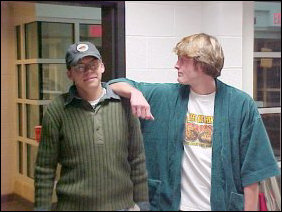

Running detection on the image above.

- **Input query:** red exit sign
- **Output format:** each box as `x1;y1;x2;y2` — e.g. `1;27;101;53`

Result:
273;13;281;25
89;25;102;37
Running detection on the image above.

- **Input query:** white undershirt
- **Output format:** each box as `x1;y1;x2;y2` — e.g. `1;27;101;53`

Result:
88;88;106;108
180;89;215;211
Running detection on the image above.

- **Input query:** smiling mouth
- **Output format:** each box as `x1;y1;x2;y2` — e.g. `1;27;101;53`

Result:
84;76;97;81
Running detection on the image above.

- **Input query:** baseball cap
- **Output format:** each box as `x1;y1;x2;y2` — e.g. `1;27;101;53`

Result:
65;41;102;69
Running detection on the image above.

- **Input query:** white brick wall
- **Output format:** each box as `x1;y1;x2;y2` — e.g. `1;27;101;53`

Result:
125;1;244;89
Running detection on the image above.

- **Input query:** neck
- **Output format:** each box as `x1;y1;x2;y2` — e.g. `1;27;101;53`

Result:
77;85;103;101
190;77;216;95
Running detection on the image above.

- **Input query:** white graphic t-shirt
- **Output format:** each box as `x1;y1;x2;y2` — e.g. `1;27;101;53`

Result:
180;89;215;211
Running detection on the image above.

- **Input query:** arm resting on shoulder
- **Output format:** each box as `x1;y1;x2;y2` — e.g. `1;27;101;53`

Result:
110;82;154;120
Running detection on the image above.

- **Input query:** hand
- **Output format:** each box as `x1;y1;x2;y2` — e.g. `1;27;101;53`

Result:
130;89;154;120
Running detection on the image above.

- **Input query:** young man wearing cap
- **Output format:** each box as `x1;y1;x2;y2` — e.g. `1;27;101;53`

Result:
108;33;280;211
34;41;149;211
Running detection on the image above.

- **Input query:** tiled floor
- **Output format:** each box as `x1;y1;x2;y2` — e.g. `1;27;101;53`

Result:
1;195;33;211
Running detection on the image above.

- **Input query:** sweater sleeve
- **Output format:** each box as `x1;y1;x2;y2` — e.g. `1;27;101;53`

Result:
34;110;60;210
239;100;280;187
127;106;149;203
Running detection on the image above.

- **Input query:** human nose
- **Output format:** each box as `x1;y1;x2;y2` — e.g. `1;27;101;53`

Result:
174;60;180;70
83;64;96;73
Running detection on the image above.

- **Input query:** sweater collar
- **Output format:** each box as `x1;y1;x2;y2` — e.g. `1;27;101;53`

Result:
64;82;120;107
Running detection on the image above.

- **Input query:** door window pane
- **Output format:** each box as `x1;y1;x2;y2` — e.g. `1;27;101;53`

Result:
41;22;74;59
254;58;281;107
80;24;102;52
27;144;38;179
26;64;41;100
17;65;22;99
18;104;23;137
254;1;281;161
26;64;71;100
18;141;23;174
26;105;43;139
16;25;21;60
25;22;39;59
42;64;72;100
261;113;281;159
254;2;281;52
25;22;74;59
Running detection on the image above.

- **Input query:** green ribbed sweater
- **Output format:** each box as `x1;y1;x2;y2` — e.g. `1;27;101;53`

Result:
34;85;148;211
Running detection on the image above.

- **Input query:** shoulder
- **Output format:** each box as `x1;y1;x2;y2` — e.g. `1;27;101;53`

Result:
219;80;255;104
218;80;260;118
44;93;68;119
140;82;183;98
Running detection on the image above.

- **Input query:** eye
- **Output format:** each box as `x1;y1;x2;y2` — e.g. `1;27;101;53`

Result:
78;66;85;72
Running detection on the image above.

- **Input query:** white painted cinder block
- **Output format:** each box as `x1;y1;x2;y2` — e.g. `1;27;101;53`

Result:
219;37;242;68
126;36;149;69
126;3;174;36
174;5;202;37
218;69;243;90
148;37;178;69
128;1;201;6
202;1;242;36
126;69;178;83
125;1;244;85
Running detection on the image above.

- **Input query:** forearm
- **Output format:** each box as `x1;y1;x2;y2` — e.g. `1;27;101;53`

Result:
131;155;149;202
110;82;139;99
110;82;154;120
34;165;56;210
244;182;259;211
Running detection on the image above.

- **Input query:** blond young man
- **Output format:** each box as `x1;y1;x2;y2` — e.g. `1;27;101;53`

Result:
108;33;280;211
34;42;149;211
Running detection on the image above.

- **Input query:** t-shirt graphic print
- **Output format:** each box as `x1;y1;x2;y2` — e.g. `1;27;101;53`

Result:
185;113;213;148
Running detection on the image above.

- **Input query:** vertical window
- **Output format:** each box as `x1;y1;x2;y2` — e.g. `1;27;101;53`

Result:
41;22;74;59
17;65;22;99
25;22;39;59
18;141;23;174
16;26;21;60
18;104;23;137
254;1;281;159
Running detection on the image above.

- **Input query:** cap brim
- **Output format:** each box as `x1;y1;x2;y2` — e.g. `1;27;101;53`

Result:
70;52;101;66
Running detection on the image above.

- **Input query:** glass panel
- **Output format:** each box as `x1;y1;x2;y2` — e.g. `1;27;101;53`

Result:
261;113;281;160
25;22;39;59
27;144;38;179
80;24;102;52
26;105;43;139
18;104;23;137
26;64;41;100
41;22;74;59
17;65;22;99
254;58;281;107
254;2;281;52
18;141;23;174
26;64;71;100
42;64;72;100
16;25;21;60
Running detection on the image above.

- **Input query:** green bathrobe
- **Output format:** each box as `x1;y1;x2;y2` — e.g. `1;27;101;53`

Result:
108;78;280;211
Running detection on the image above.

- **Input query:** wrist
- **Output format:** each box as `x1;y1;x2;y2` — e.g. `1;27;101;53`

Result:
130;88;142;98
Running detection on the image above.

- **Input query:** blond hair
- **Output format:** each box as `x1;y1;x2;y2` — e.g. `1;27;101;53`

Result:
174;33;224;78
